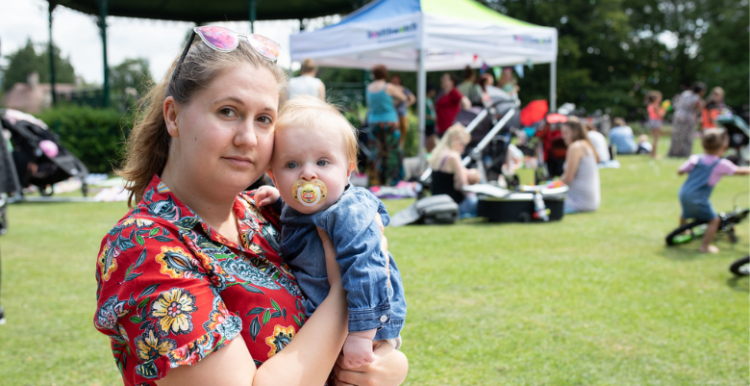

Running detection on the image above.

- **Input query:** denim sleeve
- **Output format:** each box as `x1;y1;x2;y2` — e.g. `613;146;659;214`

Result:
322;190;392;332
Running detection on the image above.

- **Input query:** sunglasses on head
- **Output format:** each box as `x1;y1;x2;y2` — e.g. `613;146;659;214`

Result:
171;25;280;83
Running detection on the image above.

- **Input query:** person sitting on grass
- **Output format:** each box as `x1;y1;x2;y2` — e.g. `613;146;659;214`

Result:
677;128;750;253
428;123;481;218
560;117;600;214
608;117;638;154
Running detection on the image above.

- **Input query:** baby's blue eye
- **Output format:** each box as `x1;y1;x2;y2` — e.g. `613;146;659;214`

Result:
286;162;298;169
317;160;329;167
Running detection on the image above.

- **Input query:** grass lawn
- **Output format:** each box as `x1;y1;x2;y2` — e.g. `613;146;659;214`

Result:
0;139;748;385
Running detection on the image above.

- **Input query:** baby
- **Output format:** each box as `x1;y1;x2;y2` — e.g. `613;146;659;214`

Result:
677;128;750;253
255;96;406;368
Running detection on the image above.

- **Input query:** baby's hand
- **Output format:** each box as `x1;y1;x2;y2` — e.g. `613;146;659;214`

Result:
254;186;280;207
342;330;377;368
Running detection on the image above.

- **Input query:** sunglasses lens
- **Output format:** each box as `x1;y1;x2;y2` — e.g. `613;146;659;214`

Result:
247;34;280;61
195;26;239;51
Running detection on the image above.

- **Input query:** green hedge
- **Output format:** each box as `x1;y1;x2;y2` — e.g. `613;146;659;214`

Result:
36;106;132;173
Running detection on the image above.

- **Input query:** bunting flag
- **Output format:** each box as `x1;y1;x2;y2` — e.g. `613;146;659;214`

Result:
493;66;502;79
514;63;524;78
480;62;489;75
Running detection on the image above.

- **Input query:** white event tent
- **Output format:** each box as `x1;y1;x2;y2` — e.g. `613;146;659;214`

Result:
290;0;558;162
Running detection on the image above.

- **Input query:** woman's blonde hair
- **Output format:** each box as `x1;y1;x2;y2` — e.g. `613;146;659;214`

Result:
275;96;358;167
564;117;599;163
118;38;288;206
429;123;470;169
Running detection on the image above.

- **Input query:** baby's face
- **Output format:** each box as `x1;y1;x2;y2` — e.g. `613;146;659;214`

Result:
269;125;352;215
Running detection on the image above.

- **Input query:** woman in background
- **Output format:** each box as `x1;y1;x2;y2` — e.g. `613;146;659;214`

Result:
560;117;600;214
288;58;325;100
366;64;406;186
668;82;705;157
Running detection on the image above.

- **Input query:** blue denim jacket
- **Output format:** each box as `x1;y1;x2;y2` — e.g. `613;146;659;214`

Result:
280;186;406;340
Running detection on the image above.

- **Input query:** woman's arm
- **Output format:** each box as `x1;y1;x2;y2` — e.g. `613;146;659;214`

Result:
460;96;471;110
405;90;416;107
158;230;349;386
387;84;407;104
447;153;469;191
319;81;326;101
560;142;584;185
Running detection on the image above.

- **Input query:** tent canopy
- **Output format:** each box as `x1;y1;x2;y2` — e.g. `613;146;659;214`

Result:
290;0;558;71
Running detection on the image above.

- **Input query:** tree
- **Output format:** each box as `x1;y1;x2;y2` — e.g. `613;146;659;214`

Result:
109;58;153;98
1;39;75;92
479;0;748;118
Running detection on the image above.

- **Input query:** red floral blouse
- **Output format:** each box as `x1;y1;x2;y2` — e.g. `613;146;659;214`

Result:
94;175;306;386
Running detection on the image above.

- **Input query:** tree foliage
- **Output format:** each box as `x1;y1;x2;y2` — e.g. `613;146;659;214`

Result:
479;0;749;118
1;39;76;92
109;58;153;98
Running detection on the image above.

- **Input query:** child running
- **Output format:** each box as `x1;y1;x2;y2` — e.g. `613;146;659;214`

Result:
255;96;406;368
677;128;750;253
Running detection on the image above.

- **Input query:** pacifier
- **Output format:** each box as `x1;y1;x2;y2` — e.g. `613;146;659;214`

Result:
291;179;328;207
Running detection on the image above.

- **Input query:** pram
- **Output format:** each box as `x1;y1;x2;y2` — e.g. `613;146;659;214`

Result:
0;109;89;197
717;114;750;165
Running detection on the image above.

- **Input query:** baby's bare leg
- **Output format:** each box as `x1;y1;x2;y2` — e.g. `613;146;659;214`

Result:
343;329;377;368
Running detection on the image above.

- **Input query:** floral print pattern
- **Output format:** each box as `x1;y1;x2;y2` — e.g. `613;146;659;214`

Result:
149;288;197;335
94;175;305;386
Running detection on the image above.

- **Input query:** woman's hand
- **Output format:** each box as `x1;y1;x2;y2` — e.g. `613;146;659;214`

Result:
332;340;409;386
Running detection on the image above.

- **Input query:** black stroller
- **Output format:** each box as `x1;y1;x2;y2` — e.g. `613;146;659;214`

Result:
0;109;89;197
717;114;750;166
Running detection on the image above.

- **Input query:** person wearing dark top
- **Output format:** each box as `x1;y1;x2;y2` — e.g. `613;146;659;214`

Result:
428;123;480;218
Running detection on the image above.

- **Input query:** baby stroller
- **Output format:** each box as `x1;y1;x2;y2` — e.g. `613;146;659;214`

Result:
717;114;750;166
0;109;89;197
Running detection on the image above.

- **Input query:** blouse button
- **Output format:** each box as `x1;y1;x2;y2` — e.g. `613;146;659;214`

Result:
380;315;388;322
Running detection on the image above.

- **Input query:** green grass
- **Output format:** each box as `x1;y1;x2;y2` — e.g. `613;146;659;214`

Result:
0;139;748;385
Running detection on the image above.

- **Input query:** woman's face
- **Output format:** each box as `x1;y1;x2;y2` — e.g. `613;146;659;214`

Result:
562;125;573;145
451;137;466;153
440;74;453;91
166;63;279;197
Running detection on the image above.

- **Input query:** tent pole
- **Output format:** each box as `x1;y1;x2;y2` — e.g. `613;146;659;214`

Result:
417;48;426;172
48;1;57;107
249;0;256;33
417;12;427;172
98;0;109;108
550;60;556;112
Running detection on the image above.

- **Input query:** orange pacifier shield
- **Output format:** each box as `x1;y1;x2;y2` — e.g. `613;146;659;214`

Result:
291;179;327;207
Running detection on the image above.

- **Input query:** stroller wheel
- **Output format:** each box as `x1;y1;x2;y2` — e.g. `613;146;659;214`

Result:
0;207;7;236
37;185;54;197
730;256;750;276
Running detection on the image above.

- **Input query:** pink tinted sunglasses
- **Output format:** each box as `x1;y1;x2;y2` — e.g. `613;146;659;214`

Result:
171;25;280;82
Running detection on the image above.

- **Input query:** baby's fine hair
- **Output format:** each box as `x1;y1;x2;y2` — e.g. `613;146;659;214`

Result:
701;128;728;152
275;95;359;166
645;90;662;104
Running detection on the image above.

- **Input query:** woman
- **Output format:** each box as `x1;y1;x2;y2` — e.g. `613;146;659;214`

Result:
94;26;407;386
390;74;416;147
366;64;406;186
288;58;325;100
668;82;706;157
702;86;725;129
435;73;471;137
457;66;483;107
429;123;480;218
560;117;600;214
